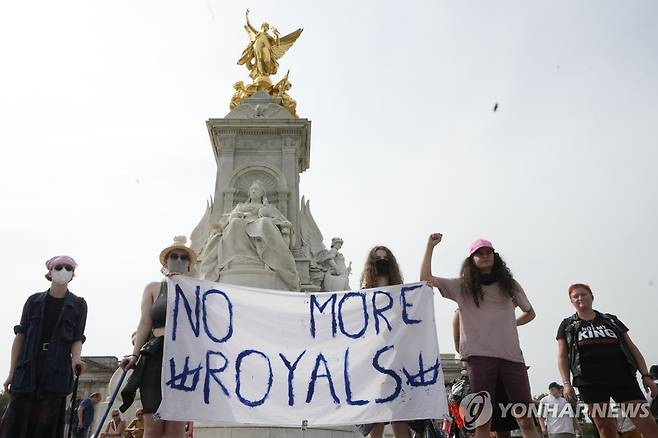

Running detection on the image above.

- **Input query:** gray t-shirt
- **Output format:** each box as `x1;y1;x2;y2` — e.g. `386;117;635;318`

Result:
435;278;532;364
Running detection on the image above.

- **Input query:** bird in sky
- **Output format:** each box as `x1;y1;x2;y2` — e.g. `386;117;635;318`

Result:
493;102;499;112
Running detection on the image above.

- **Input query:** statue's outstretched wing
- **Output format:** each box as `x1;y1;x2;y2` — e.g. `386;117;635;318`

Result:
300;196;326;258
190;197;213;258
271;28;303;60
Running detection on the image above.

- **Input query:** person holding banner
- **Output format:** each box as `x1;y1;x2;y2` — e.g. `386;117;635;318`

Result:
0;255;87;438
421;234;539;438
357;245;411;438
119;236;197;438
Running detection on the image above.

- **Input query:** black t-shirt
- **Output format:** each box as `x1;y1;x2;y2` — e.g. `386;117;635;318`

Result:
41;293;65;343
556;313;631;385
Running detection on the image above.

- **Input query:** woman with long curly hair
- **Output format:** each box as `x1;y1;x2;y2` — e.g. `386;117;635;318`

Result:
420;233;538;438
357;245;409;438
360;245;403;289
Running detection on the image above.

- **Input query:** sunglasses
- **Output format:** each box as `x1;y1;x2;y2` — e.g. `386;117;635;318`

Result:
54;265;74;272
168;253;189;261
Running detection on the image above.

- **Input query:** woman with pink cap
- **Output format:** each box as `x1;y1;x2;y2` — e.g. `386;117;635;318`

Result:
421;234;538;438
0;255;87;438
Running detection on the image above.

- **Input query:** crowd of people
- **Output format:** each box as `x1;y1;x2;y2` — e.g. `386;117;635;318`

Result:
94;407;149;438
0;234;656;438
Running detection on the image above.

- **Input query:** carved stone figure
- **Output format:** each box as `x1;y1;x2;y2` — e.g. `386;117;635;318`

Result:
237;9;303;81
317;238;352;291
299;198;351;291
199;180;300;291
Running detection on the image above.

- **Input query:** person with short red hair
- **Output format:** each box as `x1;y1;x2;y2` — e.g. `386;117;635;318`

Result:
557;283;658;438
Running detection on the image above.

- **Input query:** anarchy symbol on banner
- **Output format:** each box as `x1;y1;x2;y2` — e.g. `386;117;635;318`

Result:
460;391;493;430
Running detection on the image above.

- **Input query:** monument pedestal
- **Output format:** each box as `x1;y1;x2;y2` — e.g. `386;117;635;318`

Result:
219;267;290;291
193;91;320;292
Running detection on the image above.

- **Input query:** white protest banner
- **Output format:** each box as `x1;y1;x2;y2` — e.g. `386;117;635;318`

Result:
156;276;448;426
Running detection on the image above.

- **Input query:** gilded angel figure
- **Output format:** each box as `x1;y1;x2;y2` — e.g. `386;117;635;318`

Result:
237;9;303;80
272;71;298;117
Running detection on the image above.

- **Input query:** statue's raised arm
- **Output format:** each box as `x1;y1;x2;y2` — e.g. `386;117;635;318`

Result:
244;9;258;41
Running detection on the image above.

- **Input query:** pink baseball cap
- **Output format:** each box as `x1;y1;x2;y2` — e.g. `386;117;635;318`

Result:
468;239;494;256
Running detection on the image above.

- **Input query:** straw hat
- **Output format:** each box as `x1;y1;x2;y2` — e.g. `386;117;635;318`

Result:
159;235;197;266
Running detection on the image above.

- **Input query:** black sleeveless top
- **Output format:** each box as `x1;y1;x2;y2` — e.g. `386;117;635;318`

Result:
150;281;167;329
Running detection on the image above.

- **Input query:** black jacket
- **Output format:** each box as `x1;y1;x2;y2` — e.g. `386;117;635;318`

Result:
561;310;636;380
11;290;87;395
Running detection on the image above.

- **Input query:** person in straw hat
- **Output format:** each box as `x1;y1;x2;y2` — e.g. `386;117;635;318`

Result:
0;255;87;438
119;236;197;438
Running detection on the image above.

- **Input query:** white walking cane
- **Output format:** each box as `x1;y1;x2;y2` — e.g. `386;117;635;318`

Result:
92;368;128;438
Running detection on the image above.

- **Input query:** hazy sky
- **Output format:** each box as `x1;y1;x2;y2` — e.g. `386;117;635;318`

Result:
1;0;657;400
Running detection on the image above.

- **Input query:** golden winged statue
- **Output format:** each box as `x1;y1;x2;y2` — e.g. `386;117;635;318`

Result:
237;9;303;81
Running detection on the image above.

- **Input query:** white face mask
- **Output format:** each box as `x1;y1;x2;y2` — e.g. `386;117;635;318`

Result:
51;269;73;285
167;259;189;275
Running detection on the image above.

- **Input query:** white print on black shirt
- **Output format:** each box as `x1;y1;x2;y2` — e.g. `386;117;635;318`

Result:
578;323;618;345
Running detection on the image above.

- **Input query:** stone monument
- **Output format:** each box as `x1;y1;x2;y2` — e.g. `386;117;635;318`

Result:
190;9;351;294
185;9;359;438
